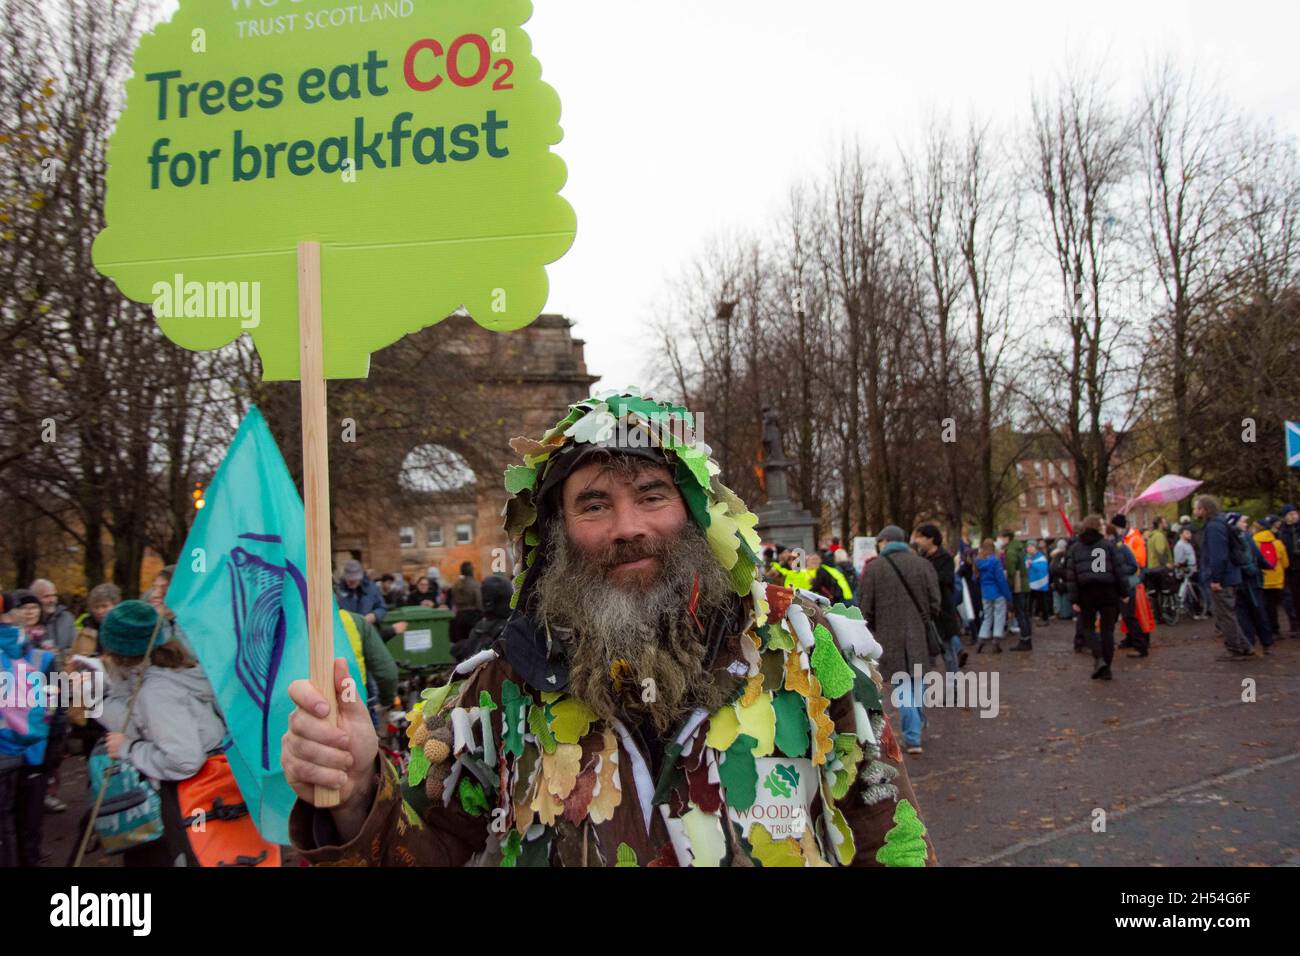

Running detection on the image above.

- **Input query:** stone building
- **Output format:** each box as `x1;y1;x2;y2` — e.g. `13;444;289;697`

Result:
333;313;600;584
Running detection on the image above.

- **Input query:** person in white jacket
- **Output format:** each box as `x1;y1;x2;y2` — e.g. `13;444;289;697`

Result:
97;600;228;865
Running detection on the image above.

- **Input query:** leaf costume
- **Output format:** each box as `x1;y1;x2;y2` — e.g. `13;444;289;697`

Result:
290;391;936;866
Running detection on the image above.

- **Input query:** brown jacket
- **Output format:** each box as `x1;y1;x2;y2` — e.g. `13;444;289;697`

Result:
857;545;942;674
291;593;936;867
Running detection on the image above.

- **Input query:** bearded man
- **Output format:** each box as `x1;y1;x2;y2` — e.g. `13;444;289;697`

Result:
282;393;935;866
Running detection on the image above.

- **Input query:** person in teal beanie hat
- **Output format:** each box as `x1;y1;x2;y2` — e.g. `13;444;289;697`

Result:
97;600;165;659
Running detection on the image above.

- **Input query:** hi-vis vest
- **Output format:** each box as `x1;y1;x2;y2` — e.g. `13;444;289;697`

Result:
338;610;367;684
822;565;854;601
1124;529;1147;569
778;566;814;591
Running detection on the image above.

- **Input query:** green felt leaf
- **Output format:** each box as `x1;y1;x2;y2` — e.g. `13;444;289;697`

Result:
500;680;527;758
674;444;712;490
564;404;616;444
765;625;796;652
528;704;556;754
876;799;929;867
458;777;490;817
504;464;538;495
615;843;639;867
676;460;712;529
826;603;865;621
518;830;553;867
419;679;462;715
852;666;883;710
773;690;810;758
606;394;693;429
525;528;540;547
407;742;431;788
401;800;425;830
829;734;864;800
811;624;856;699
500;830;522;868
478;690;497;712
729;554;758;596
719;733;759;812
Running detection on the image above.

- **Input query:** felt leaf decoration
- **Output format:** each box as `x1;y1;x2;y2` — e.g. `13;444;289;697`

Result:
798;826;833;868
807;679;835;767
773;689;810;758
685;761;722;814
672;461;712;531
760;649;787;693
503;464;538;494
766;621;796;651
478;690;497;712
407;742;431;788
823;805;857;866
681;808;727;868
539;691;563;704
828;734;864;800
564;404;617;444
525;527;540;547
850;665;883;711
606;392;692;427
876;799;929;867
615;843;639;867
740;673;765;708
530;781;566;827
735;692;776;757
509;435;552;459
761;763;798;799
784;648;813;697
458;777;490;817
674;443;712;490
880;718;904;764
419;679;462;715
588;730;623;824
704;704;741;752
748;824;804;868
734;510;762;559
500;830;523;868
528;704;557;754
500;680;527;758
729;555;758;597
719;733;759;812
705;500;742;571
811;624;856;700
549;697;597;745
562;763;598;825
646;841;680;868
543;743;583;800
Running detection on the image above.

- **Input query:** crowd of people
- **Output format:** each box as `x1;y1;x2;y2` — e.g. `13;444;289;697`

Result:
0;557;505;868
758;498;1300;754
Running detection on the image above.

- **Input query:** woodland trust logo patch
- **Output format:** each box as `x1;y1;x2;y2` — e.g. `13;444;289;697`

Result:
763;762;800;798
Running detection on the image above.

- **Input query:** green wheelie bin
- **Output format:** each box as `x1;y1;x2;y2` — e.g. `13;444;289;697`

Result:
382;606;454;671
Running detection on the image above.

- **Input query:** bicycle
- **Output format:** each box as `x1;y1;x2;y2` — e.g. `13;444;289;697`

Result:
1173;567;1206;624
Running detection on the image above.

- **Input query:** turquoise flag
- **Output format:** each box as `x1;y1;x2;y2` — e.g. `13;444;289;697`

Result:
166;406;361;845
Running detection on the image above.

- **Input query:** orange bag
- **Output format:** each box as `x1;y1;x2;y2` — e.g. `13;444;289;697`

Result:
176;754;281;867
1134;584;1156;634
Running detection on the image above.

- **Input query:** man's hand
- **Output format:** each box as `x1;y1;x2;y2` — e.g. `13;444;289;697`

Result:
1210;582;1222;593
391;620;408;634
1071;604;1081;614
106;732;126;759
364;612;377;624
283;658;379;839
420;599;434;608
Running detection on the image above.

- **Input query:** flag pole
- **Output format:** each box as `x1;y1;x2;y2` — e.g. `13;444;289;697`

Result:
298;240;340;809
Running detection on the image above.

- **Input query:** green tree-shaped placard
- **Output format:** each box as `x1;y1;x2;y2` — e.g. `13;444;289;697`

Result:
875;799;929;867
93;0;575;380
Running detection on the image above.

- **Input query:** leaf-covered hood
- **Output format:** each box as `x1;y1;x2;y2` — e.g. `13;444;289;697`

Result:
501;389;766;615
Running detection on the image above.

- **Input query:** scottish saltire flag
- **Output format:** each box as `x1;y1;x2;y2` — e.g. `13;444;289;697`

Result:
1287;421;1300;467
166;407;361;845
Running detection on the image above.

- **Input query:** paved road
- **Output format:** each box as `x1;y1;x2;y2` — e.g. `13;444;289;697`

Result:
905;615;1300;866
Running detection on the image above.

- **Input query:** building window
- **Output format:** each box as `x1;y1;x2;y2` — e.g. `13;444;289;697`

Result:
1064;487;1073;505
1060;461;1070;478
1040;515;1050;538
1051;487;1060;506
1033;461;1043;479
456;523;473;545
1021;515;1030;535
1019;492;1028;507
399;526;414;548
1036;489;1046;507
1047;461;1055;479
426;525;443;547
1015;462;1024;479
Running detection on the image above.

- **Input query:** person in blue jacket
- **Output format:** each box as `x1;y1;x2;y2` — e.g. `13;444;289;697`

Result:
1195;495;1252;658
1;592;55;867
336;559;387;624
976;539;1013;653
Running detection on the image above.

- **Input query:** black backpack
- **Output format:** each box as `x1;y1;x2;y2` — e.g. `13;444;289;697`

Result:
1226;520;1249;568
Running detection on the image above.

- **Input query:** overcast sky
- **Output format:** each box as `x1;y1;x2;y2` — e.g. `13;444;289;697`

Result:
522;0;1300;391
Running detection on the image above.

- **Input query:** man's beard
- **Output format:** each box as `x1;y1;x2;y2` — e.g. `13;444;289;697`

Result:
532;518;735;734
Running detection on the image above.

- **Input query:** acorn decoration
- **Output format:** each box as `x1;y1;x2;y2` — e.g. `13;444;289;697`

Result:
410;721;430;750
421;725;454;801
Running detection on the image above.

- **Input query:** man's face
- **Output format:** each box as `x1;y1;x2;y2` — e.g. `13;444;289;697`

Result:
910;532;933;555
561;460;687;591
1193;502;1206;520
15;603;40;628
1027;543;1037;555
805;554;822;571
32;583;57;615
149;576;168;608
90;600;114;624
1182;529;1193;542
1288;511;1299;525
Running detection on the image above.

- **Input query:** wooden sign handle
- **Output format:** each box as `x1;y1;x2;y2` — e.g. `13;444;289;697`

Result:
298;240;340;809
